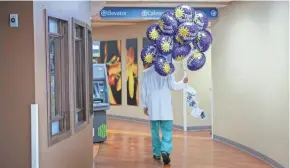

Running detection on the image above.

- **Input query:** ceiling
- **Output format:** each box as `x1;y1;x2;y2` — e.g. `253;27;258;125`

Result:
91;1;232;28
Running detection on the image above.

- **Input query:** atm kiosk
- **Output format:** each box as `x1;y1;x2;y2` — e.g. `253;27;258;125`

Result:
92;64;110;143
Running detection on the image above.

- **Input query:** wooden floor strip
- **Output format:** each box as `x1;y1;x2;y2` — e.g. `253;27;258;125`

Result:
94;119;272;168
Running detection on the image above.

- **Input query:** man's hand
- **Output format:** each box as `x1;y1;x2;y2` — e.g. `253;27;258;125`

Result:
183;77;188;83
144;108;148;116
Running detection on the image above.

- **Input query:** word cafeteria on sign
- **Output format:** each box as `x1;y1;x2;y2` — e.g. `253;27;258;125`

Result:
99;7;218;20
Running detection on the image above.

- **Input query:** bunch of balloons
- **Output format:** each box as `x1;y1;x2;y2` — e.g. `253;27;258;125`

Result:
140;4;213;76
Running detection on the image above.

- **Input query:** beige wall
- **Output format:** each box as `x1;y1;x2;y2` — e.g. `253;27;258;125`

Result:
33;1;93;168
212;1;289;167
0;2;34;168
93;22;212;127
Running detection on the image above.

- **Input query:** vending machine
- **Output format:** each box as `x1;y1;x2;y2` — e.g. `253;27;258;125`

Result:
92;64;110;143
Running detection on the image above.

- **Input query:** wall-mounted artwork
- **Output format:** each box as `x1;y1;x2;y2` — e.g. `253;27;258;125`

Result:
142;38;151;70
99;40;122;105
126;38;138;106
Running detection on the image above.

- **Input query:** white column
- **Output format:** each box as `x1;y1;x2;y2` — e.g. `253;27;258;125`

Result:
31;104;39;168
182;62;187;131
183;90;187;131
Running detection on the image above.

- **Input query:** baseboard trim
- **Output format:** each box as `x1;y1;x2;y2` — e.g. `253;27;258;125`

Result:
213;135;284;168
108;114;149;123
107;114;211;131
187;125;212;131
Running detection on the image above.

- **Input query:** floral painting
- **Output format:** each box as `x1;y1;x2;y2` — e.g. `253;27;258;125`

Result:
142;38;151;70
98;40;122;105
126;39;138;106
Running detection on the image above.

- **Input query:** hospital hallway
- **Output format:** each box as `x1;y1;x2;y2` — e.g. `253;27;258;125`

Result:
93;119;271;168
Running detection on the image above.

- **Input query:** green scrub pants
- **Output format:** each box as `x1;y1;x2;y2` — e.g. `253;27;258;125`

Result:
150;120;173;156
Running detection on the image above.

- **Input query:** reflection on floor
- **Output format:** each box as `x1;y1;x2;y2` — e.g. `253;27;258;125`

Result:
94;119;271;168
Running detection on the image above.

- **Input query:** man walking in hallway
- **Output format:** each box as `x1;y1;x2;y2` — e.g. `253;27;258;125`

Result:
141;65;188;165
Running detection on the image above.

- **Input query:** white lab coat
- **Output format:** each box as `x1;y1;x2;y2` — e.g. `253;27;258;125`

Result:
141;66;185;121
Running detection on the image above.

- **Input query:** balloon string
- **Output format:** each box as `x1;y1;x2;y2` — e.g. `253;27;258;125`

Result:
182;59;187;71
182;60;188;88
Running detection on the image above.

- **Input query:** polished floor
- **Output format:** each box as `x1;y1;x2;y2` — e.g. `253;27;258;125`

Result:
94;119;271;168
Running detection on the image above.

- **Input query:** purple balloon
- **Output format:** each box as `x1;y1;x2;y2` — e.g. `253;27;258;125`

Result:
187;52;206;71
146;23;161;44
174;35;185;45
163;54;172;63
172;43;191;61
174;4;193;24
156;35;174;55
177;22;199;42
159;12;178;36
204;30;213;44
169;63;175;75
141;44;157;65
193;10;209;30
162;10;175;17
194;30;212;52
154;56;171;76
191;7;196;18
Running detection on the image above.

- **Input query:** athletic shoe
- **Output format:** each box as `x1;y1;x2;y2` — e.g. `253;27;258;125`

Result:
153;155;161;160
161;152;171;165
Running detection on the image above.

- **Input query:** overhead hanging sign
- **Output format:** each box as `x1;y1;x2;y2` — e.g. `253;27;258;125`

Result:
99;7;218;20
